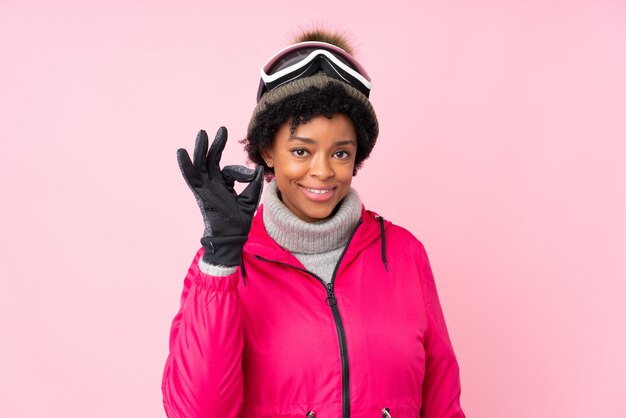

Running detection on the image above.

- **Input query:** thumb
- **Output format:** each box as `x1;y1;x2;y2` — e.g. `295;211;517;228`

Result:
238;166;265;218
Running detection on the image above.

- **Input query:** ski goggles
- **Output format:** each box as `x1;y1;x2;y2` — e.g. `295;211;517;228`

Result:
257;41;373;102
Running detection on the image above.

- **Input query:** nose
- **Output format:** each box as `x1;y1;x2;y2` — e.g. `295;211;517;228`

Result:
309;154;334;180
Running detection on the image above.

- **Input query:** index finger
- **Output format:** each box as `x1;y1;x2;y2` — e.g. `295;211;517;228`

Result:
222;165;256;191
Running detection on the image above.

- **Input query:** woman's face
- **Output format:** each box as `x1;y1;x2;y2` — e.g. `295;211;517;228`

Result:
262;113;357;222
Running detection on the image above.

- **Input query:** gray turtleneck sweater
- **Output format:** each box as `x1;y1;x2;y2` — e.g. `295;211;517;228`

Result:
199;180;362;283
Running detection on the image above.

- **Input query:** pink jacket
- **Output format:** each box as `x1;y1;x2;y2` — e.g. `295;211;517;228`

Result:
162;205;465;417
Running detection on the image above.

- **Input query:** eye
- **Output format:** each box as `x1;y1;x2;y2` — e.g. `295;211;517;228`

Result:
291;148;309;157
334;150;351;159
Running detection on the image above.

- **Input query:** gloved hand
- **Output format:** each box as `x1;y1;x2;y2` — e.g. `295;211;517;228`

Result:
177;127;264;267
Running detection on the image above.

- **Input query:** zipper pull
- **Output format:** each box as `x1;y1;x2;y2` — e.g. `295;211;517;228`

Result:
325;283;337;306
305;411;315;417
381;407;391;417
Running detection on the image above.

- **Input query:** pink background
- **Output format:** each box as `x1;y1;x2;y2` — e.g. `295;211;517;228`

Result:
1;0;625;416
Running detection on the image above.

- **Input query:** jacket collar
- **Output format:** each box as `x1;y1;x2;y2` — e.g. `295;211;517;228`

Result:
245;204;391;271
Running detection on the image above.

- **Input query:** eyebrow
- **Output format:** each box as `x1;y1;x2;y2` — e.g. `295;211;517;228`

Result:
288;136;357;147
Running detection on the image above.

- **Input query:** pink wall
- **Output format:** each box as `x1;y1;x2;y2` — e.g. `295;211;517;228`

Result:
1;1;625;416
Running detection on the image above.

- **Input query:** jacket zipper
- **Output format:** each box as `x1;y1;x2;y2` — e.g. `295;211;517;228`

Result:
255;218;363;418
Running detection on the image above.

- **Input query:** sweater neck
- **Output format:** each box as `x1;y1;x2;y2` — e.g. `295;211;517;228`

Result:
262;180;362;254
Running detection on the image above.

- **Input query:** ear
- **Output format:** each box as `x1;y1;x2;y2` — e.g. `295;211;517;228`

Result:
260;146;274;168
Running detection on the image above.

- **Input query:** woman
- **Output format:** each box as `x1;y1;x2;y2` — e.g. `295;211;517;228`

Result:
162;31;466;418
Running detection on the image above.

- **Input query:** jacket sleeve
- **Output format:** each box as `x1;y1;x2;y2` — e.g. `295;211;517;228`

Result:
162;248;244;418
418;242;466;418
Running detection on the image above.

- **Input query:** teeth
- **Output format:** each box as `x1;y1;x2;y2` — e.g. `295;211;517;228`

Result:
306;188;331;194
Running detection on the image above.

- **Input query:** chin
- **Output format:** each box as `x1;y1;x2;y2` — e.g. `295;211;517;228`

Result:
300;201;340;222
305;209;333;221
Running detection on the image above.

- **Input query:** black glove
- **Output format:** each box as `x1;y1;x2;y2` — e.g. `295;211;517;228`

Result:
177;127;264;266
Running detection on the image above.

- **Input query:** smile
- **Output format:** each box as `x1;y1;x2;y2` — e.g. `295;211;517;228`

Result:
299;185;337;202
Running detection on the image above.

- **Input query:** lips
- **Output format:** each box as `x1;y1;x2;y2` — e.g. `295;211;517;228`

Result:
298;185;337;202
